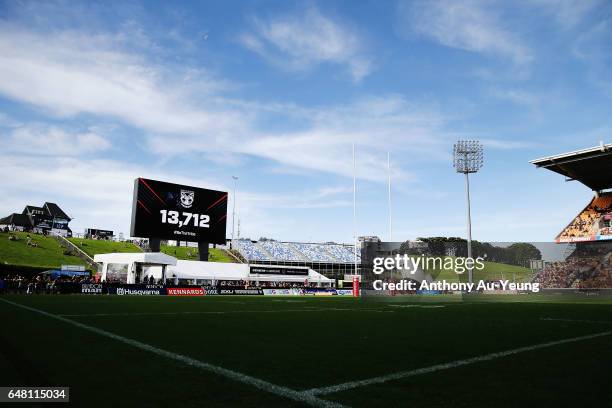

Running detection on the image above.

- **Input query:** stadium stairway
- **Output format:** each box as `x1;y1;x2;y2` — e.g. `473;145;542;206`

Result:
287;242;341;263
286;243;310;262
285;243;310;262
54;234;98;271
254;242;276;261
320;246;342;263
224;248;245;263
564;243;577;259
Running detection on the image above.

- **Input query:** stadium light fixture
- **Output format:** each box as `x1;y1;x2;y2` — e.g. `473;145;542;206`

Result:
453;140;484;285
353;144;358;275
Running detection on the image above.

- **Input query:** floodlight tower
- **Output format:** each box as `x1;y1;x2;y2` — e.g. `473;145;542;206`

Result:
353;144;358;276
453;140;484;285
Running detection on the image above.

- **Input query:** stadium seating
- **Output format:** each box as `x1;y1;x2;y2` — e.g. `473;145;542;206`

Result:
233;239;272;261
533;243;611;288
290;243;335;262
557;193;612;241
326;244;359;263
233;239;360;263
257;240;300;261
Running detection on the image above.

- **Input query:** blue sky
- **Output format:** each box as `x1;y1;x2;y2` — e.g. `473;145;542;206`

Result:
0;0;610;243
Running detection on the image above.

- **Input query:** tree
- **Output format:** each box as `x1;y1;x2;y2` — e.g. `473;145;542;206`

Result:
506;243;542;267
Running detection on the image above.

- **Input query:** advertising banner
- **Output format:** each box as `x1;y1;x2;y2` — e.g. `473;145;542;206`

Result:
109;284;165;296
81;284;103;294
218;287;263;295
262;288;303;296
167;287;205;296
303;288;336;296
249;265;308;276
201;286;264;295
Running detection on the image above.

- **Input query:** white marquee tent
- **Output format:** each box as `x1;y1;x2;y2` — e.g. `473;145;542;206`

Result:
94;252;176;284
94;252;333;286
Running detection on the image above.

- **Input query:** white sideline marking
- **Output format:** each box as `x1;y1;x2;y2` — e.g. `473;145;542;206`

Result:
59;309;318;317
58;308;390;318
0;298;344;408
387;305;446;309
304;330;612;396
541;317;612;325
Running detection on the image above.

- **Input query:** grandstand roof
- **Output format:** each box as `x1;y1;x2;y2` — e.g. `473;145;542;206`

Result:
0;213;32;228
43;202;71;220
530;143;612;191
23;205;45;215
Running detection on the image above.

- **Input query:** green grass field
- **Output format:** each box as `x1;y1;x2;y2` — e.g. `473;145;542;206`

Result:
1;294;611;407
68;237;142;257
397;256;534;283
431;260;533;282
0;232;87;269
1;235;233;269
68;239;234;263
160;244;233;262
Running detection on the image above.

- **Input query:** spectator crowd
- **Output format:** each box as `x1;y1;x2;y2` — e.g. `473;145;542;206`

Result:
0;274;319;295
0;274;96;295
534;243;612;288
558;194;612;240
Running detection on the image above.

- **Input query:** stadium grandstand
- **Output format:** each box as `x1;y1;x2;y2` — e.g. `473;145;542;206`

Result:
533;242;612;288
531;142;612;243
231;239;359;282
0;202;72;237
555;194;612;242
531;142;612;288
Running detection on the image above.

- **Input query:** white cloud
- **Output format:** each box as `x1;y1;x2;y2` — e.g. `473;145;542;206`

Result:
240;7;373;82
0;153;353;241
480;138;535;150
0;22;459;185
0;152;242;235
399;0;532;65
0;24;360;180
488;88;540;107
147;94;451;183
0;112;22;128
571;20;612;95
240;186;352;210
5;125;111;156
0;22;535;188
528;0;600;29
572;20;610;60
0;24;241;137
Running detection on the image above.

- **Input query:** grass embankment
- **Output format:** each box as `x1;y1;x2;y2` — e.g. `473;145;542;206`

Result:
160;245;232;262
68;238;141;257
395;255;533;282
63;238;232;262
0;231;87;269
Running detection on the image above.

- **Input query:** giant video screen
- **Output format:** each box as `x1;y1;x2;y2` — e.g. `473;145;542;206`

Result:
130;178;227;244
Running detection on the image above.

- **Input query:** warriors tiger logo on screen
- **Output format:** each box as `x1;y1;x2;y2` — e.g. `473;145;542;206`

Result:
179;190;195;208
